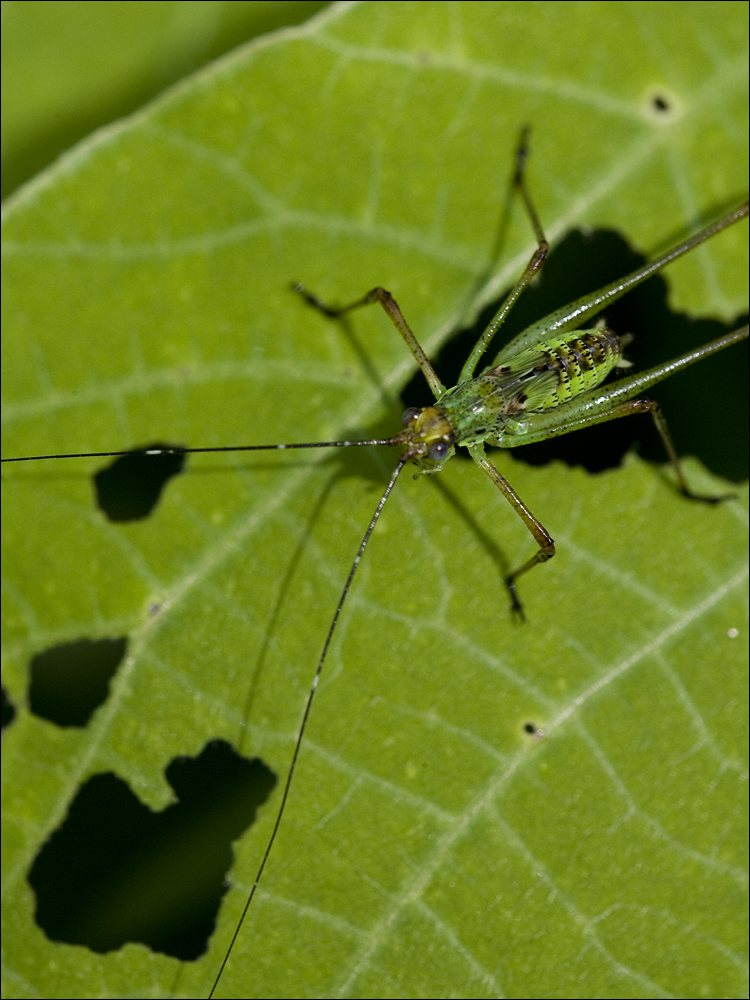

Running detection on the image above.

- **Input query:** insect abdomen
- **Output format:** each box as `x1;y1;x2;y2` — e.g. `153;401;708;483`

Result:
533;327;624;409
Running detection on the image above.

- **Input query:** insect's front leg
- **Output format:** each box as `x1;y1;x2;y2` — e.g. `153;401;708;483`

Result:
468;443;555;620
292;282;445;399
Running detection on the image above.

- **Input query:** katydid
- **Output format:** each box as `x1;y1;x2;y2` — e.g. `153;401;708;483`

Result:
2;136;747;998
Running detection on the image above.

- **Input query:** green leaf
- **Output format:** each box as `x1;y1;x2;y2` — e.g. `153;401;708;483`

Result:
2;3;747;998
1;0;331;198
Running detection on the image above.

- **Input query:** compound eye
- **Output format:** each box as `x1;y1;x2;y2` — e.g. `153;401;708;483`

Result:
428;440;450;462
401;407;420;427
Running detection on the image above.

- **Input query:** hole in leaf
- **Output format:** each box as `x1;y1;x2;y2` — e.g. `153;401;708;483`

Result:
94;443;186;522
2;685;17;730
29;637;128;727
29;739;277;960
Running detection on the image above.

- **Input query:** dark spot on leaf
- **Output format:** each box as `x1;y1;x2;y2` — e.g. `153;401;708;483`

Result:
651;93;671;112
94;443;186;522
29;740;277;960
523;721;545;739
29;637;127;727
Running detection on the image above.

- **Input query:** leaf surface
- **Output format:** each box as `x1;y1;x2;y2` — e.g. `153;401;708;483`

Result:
2;3;748;998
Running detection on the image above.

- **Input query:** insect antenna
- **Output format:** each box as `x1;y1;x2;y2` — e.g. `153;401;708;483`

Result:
0;436;404;463
207;455;407;1000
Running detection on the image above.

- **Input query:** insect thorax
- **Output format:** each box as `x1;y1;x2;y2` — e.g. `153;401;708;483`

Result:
436;327;627;448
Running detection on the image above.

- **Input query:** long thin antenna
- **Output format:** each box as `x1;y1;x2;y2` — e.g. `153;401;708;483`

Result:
1;438;401;463
207;457;407;1000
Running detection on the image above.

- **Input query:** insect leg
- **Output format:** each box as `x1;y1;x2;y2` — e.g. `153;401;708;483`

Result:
467;442;555;619
505;324;748;499
459;129;549;383
496;201;749;360
543;395;738;503
293;282;446;399
644;398;738;502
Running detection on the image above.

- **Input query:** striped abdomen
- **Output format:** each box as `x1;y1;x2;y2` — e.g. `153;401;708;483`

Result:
493;327;628;412
435;326;629;448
